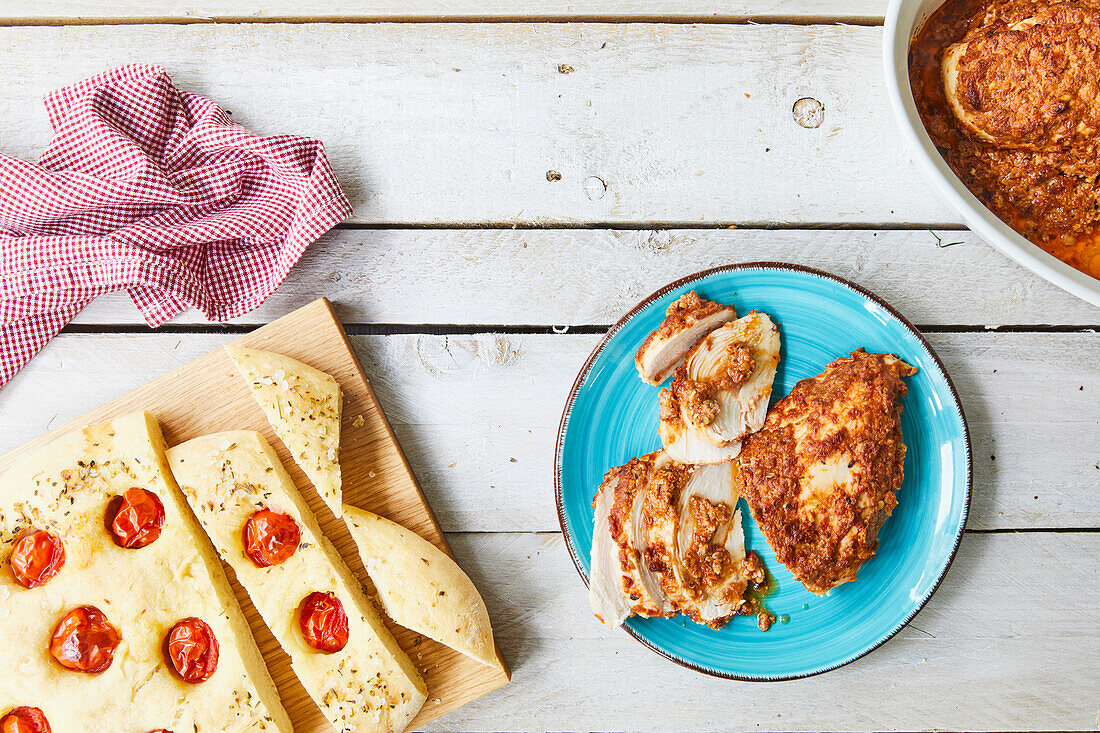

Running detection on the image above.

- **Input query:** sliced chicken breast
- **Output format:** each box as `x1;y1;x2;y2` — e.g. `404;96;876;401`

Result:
605;453;673;619
657;311;781;461
588;451;753;629
660;462;749;626
658;387;744;464
635;291;737;385
588;469;634;628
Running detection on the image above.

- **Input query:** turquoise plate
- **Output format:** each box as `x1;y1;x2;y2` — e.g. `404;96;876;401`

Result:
555;263;971;680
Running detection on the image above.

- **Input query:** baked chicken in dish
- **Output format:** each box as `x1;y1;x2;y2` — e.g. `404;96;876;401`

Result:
589;450;761;629
634;291;737;386
658;312;781;464
736;350;916;595
941;3;1100;151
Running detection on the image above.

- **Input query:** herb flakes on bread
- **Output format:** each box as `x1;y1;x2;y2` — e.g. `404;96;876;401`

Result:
226;346;344;517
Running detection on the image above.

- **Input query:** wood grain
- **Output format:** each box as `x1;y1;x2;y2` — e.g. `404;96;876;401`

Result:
0;23;958;227
2;330;1097;531
0;300;510;732
71;229;1100;328
438;531;1099;732
0;0;888;21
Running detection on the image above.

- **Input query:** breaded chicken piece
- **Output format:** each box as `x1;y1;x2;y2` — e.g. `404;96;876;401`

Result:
635;291;737;385
736;350;916;595
942;3;1100;151
588;450;754;628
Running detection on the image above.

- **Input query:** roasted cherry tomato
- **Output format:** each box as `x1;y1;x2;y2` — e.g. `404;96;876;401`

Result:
298;591;349;653
9;530;65;589
105;488;165;549
0;707;51;733
49;605;121;673
165;617;219;683
243;509;301;568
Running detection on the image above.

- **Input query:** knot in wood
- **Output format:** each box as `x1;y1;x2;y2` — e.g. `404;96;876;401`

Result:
793;97;825;128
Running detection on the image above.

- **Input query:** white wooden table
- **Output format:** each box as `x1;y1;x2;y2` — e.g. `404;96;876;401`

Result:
1;4;1098;732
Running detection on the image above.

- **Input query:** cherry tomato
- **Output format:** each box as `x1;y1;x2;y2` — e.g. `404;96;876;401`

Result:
242;509;301;567
9;530;65;589
148;730;174;733
0;707;50;733
165;618;219;683
49;606;121;673
298;591;349;653
105;488;165;549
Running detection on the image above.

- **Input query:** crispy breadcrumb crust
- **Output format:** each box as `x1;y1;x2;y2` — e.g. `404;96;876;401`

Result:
736;350;916;595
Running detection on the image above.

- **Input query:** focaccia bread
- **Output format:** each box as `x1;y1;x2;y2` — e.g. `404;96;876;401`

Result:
0;412;291;733
343;506;498;668
167;431;427;733
226;345;344;517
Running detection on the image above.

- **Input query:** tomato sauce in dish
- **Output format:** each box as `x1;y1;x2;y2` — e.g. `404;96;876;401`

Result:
909;0;1100;279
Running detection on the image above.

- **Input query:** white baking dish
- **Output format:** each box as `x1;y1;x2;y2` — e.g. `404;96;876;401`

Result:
883;0;1100;309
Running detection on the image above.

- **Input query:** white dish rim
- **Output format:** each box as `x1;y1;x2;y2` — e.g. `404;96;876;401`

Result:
882;0;1100;309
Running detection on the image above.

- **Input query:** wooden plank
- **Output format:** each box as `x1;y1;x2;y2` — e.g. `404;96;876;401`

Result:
1;0;887;22
0;300;509;731
0;23;958;227
70;229;1100;328
2;331;1096;531
443;530;1099;732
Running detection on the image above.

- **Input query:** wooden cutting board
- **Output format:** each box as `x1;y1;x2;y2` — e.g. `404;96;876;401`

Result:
0;298;510;731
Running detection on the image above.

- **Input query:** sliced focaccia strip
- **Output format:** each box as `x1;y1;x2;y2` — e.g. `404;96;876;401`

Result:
657;388;744;465
226;345;344;517
0;412;290;733
635;291;737;385
662;311;781;447
343;506;499;668
167;432;427;733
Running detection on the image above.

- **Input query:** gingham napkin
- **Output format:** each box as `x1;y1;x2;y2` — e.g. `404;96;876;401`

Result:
0;64;353;388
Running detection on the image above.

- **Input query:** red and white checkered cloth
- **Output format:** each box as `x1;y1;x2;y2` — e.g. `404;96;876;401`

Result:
0;64;353;388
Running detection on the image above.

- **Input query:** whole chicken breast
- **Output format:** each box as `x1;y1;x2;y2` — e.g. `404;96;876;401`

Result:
589;450;757;628
736;350;917;595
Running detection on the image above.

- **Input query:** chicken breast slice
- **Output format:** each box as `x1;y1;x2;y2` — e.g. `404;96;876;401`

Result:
666;463;749;626
658;386;744;465
635;291;737;386
589;470;634;628
588;452;752;629
657;312;780;461
595;453;673;621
